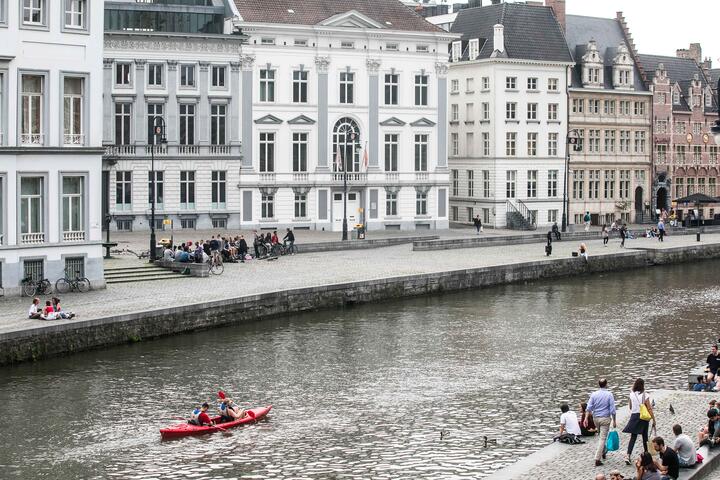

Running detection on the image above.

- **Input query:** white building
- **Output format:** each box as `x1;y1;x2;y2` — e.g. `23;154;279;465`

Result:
0;0;105;295
233;0;457;232
448;1;574;229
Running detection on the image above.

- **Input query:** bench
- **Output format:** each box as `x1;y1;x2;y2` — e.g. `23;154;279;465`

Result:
156;259;209;277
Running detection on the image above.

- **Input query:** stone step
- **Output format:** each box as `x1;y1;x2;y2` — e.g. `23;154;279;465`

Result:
104;265;166;273
106;274;185;285
105;270;181;280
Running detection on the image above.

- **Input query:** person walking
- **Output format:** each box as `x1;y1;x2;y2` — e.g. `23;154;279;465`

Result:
602;225;609;247
473;215;482;235
623;378;656;465
584;211;592;232
584;378;617;467
657;218;665;242
620;224;627;248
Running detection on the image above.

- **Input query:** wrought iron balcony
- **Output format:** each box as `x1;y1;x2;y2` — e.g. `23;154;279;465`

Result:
20;134;44;145
63;134;85;145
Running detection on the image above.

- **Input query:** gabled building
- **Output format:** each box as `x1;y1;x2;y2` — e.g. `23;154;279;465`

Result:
638;47;719;221
565;12;652;226
448;1;573;229
232;0;456;231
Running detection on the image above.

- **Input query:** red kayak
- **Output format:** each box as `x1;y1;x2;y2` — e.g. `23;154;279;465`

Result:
160;405;272;439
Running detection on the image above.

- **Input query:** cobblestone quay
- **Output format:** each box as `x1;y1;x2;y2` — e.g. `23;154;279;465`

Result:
3;234;720;365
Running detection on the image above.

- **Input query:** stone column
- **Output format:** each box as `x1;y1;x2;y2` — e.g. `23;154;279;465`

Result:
102;58;114;145
435;62;449;169
315;56;331;171
166;61;178;145
367;58;381;170
134;59;146;146
240;55;255;168
230;61;241;146
198;62;210;146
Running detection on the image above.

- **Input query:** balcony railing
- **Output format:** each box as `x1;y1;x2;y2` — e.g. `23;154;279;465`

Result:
63;134;85;145
292;173;309;182
333;172;368;182
106;145;136;156
21;232;45;245
145;144;168;155
106;144;240;157
178;144;199;155
209;144;231;155
20;133;44;145
415;172;430;181
63;231;86;242
259;173;276;183
386;172;400;182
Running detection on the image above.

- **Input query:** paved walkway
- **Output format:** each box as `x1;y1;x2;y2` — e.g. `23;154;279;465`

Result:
489;390;717;480
2;231;718;335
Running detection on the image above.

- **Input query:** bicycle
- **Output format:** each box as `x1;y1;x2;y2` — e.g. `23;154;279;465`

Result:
207;251;224;275
55;271;91;294
21;276;52;297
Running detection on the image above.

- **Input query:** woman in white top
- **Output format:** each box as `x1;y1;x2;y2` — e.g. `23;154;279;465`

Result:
622;378;656;465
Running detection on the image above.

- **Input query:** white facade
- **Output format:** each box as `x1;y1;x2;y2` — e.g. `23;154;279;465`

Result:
237;12;456;231
0;0;105;294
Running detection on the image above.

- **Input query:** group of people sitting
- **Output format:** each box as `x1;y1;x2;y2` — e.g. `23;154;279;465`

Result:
188;391;249;426
693;344;720;392
162;228;296;264
28;297;75;320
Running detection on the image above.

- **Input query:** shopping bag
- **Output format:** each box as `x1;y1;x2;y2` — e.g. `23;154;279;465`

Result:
606;430;620;451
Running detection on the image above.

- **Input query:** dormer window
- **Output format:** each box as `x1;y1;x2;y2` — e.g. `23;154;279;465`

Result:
673;91;680;105
706;91;713;107
469;39;479;60
612;42;634;90
451;41;461;62
589;68;600;84
582;40;604;87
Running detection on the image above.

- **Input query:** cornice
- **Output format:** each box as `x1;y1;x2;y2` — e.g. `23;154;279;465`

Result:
104;36;243;54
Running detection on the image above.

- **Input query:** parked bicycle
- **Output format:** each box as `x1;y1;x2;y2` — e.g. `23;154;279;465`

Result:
207;251;224;275
55;270;91;294
270;243;299;257
21;276;52;297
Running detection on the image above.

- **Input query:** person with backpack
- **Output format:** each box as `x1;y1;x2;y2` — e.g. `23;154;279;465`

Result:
584;211;592;232
623;378;656;465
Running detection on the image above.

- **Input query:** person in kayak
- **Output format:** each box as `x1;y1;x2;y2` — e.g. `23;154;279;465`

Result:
218;391;247;423
189;403;214;426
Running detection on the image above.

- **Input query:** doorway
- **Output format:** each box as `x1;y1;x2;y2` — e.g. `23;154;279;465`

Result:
635;186;643;222
332;192;360;231
656;187;668;213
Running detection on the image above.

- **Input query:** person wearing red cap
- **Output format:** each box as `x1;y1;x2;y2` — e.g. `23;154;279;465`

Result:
217;391;247;423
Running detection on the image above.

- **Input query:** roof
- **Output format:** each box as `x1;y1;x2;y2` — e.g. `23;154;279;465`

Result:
232;0;443;32
638;54;718;113
709;68;720;88
565;15;646;91
450;2;572;63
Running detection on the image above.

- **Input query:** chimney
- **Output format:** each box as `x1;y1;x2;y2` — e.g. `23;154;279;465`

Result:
545;0;566;32
493;24;504;53
677;43;702;63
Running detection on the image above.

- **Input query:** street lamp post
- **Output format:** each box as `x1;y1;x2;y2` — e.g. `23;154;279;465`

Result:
562;129;581;233
149;116;167;262
341;131;360;241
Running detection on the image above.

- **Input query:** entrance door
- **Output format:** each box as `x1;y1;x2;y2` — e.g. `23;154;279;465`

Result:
332;192;360;231
635;186;643;222
656;187;668;213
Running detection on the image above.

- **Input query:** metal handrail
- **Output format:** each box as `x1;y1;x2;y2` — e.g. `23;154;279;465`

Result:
516;199;537;227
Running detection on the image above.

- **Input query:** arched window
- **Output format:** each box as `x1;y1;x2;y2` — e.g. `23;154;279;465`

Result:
333;117;360;172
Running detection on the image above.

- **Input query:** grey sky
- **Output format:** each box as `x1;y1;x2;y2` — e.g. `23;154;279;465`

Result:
565;1;719;65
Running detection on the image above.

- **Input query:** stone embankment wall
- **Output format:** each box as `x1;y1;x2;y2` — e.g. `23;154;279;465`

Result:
1;244;718;366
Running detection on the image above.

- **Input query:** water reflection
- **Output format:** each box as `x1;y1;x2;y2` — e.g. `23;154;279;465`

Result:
1;261;719;478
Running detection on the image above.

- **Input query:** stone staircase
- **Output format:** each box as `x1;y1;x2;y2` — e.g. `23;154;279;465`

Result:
104;263;185;285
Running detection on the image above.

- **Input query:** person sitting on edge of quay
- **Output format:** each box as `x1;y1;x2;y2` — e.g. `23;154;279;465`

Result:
189;403;214;427
554;403;583;444
163;244;174;261
693;375;716;392
175;246;190;263
552;221;560;241
699;407;720;447
635;451;661;480
623;378;656;465
52;297;75;320
580;402;598;436
707;345;720;382
671;424;696;468
579;243;588;261
652;436;679;480
28;297;42;320
584;378;617;467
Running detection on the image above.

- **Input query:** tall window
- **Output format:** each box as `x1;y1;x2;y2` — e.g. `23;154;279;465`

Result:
548;133;558;156
604;170;615;199
451;104;458;121
482;133;490;156
148;64;163;87
506;133;516;156
386;192;397;216
259;69;275;102
384;134;398;171
339;72;354;104
294;193;307;218
180;64;195;87
260;132;275;172
527;170;537;198
23;0;44;25
604;130;615;153
588;170;600;199
619;130;631;153
114;102;131;145
572;170;584;200
63;77;83;145
180;171;195;209
62;176;83;238
482;102;490;121
211;171;226;209
451;133;459;156
506;102;516;120
548;103;558;120
20;177;43;242
572;99;584;114
21;74;43;145
115;63;131;86
506;171;516;198
548;170;558;197
210;104;226;145
466;103;474;121
261;194;274;219
292;132;308;172
451;170;459;196
482;170;490;197
414;74;428;106
384;73;398;105
619;170;630;199
527;103;537;121
147;103;163;144
179;104;195;145
466;132;474;156
414;134;428;171
588;129;600;153
634;131;646;154
548;78;559;91
148;171;163;209
211;66;226;88
115;171;131;210
293;70;308;103
505;77;517;89
527;77;538;90
467;170;474;197
416;191;427;215
604;100;615;115
64;0;85;29
527;132;537;156
634;101;646;115
333;117;360;172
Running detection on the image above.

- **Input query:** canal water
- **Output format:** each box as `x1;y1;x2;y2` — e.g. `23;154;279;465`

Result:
1;260;720;479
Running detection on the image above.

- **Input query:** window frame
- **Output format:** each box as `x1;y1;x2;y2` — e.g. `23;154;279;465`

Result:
211;65;227;89
179;64;196;89
414;133;428;172
18;70;47;146
259;68;275;102
148;170;163;209
147;63;164;88
384;73;399;106
21;0;47;29
114;62;133;88
339;71;354;104
18;174;47;244
210;103;227;146
384;133;399;171
115;171;132;211
61;73;87;146
292;132;308;172
60;174;86;240
114;101;132;145
259;131;275;172
211;170;226;209
414;74;428;106
292;70;308;103
62;0;88;33
178;103;196;146
179;170;196;210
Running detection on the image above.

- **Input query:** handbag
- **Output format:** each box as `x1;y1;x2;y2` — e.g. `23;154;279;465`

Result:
606;430;620;451
639;393;652;421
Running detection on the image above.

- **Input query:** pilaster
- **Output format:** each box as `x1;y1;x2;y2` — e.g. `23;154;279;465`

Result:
315;56;331;171
103;58;114;146
167;61;178;144
435;62;449;170
367;58;381;170
241;55;255;168
134;59;147;146
230;61;241;146
198;62;210;146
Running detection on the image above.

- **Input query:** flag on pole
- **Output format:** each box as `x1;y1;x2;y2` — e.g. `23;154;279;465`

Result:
362;142;369;171
335;147;343;171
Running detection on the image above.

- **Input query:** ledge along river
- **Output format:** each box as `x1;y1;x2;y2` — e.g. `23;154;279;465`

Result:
1;260;720;479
